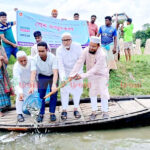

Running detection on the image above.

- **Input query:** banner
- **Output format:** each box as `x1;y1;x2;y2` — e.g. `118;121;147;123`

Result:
16;10;90;48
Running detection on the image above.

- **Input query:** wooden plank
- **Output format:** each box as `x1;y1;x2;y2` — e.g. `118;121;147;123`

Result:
135;99;150;108
117;100;146;114
0;107;61;126
80;101;125;121
108;101;125;117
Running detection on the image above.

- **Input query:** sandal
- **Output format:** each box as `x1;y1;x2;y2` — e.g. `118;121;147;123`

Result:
90;113;97;120
17;114;25;122
61;112;67;121
74;111;81;119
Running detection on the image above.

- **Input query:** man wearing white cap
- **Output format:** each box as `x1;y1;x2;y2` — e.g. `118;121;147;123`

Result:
69;36;110;120
56;32;83;120
13;51;34;122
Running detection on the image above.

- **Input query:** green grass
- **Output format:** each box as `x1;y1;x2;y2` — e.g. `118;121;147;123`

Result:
109;54;150;96
141;47;145;54
7;47;150;104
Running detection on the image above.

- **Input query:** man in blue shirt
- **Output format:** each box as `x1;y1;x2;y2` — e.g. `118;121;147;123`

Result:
97;16;117;70
0;11;18;60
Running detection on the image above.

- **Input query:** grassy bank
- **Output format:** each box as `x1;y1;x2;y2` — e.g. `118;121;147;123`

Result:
7;47;150;104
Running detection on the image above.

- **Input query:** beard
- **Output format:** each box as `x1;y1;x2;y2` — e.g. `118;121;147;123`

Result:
19;62;29;69
89;50;96;54
91;21;95;24
63;45;70;49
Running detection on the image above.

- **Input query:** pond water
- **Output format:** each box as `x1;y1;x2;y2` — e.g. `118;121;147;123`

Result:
0;126;150;150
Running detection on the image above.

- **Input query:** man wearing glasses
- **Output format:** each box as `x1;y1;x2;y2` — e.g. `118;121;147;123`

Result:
56;32;83;121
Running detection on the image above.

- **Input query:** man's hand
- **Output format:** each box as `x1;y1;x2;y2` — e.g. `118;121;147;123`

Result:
0;56;4;61
12;43;17;48
70;74;82;80
68;74;79;81
75;74;82;80
68;77;74;82
28;87;34;94
51;84;57;93
19;93;24;101
112;47;117;54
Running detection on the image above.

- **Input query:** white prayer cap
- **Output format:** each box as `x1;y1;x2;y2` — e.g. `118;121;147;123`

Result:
90;36;101;44
16;51;27;58
61;32;72;39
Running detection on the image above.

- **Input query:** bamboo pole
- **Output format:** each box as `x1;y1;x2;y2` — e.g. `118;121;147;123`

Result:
44;78;72;99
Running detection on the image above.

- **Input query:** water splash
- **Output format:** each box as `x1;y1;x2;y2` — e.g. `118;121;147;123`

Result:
0;132;27;143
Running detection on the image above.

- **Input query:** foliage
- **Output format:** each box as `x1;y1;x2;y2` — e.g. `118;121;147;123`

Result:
134;23;150;47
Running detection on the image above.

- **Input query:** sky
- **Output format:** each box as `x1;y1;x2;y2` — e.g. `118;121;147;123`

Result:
0;0;150;34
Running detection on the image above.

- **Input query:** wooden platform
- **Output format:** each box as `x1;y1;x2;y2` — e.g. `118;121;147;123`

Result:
1;97;150;132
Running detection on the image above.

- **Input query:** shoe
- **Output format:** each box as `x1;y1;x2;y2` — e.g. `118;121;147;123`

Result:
74;111;81;118
50;114;56;122
17;114;25;122
90;113;97;120
36;114;43;123
102;113;109;119
61;112;67;121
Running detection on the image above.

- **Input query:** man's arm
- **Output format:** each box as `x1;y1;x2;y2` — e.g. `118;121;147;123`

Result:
95;25;98;36
13;8;18;25
124;13;129;19
13;64;24;100
56;49;66;81
113;36;117;54
69;49;86;78
115;14;120;30
29;70;36;94
79;51;106;79
0;34;17;47
97;26;102;37
13;21;16;25
29;58;37;94
51;69;58;91
112;28;117;54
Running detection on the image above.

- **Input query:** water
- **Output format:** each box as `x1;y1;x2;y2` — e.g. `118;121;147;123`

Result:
0;126;150;150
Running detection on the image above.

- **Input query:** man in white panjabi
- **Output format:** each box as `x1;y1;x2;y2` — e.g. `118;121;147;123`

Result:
56;32;83;120
69;36;110;120
31;31;51;57
13;51;35;122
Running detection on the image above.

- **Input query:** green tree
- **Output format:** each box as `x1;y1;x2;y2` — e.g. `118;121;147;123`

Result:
134;23;150;47
142;23;150;30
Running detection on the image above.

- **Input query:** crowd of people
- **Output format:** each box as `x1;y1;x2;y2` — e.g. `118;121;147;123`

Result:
0;9;134;123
